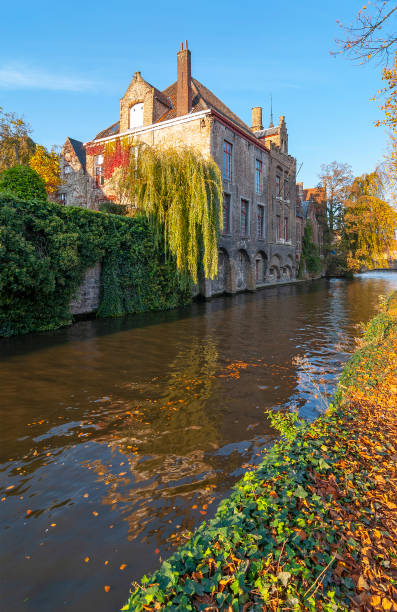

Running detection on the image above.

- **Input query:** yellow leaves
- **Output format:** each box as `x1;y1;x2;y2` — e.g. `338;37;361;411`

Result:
218;577;233;592
84;556;90;563
50;523;56;527
29;145;61;195
382;598;393;610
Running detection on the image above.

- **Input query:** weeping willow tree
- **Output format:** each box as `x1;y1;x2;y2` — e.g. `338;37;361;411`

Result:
109;140;223;282
343;170;397;271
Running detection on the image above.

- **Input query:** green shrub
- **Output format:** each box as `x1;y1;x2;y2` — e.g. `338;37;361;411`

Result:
0;165;47;201
0;195;191;336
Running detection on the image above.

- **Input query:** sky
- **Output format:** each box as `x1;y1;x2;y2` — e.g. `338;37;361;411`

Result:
0;0;394;187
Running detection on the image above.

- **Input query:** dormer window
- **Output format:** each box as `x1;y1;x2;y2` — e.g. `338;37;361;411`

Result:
129;103;144;129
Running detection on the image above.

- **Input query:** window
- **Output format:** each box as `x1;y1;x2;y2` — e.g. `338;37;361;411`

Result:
129;102;144;129
59;193;67;204
94;154;104;188
223;193;231;234
64;165;71;174
284;178;289;200
276;174;281;197
276;215;281;241
284;217;289;242
257;205;264;239
223;141;232;181
240;199;249;236
255;159;262;194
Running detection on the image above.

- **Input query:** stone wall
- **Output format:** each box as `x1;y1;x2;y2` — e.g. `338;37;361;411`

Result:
60;139;88;208
70;263;101;315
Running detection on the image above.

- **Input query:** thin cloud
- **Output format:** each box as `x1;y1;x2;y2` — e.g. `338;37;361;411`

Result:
0;63;98;91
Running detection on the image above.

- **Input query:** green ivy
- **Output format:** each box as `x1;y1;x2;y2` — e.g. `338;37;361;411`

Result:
0;195;191;337
298;221;322;277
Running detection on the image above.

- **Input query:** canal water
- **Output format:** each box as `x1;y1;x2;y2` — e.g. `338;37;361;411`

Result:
1;272;396;612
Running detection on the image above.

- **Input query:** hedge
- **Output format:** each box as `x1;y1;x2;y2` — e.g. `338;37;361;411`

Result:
0;195;191;337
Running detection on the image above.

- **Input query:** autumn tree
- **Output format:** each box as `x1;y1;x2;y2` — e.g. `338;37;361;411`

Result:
319;161;353;233
334;0;397;64
29;145;61;195
343;169;397;270
0;107;35;171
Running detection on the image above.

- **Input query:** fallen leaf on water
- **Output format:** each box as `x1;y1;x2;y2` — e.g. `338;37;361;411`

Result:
26;509;32;516
92;511;99;517
50;523;56;527
104;585;110;592
120;564;127;570
84;557;90;563
83;493;89;498
155;548;160;554
192;505;198;509
104;560;109;565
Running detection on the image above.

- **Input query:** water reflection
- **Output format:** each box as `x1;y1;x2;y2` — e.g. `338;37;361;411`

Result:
1;273;396;612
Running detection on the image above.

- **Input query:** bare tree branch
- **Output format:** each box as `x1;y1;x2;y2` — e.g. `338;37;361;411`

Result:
333;1;397;64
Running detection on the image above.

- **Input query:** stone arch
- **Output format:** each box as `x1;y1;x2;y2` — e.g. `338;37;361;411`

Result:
255;251;268;285
236;249;251;290
268;254;281;282
212;248;233;295
283;264;292;280
286;253;295;279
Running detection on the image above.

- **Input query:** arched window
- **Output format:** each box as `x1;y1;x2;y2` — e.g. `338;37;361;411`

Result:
129;103;144;129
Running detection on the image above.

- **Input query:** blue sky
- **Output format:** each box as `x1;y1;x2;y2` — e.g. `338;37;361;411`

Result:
0;0;392;187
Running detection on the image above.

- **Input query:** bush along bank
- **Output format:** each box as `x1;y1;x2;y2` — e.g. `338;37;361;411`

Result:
0;195;191;337
123;292;397;611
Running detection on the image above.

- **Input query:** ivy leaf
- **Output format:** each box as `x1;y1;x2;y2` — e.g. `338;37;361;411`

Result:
293;485;308;498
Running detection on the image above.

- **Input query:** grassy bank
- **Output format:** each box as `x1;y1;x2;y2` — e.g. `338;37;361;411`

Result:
123;292;397;611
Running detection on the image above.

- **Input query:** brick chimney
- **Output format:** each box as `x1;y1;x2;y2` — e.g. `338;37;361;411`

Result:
251;106;263;131
177;40;192;116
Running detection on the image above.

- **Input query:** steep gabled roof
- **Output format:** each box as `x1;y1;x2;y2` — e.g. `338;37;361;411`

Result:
158;78;252;136
91;76;255;143
68;137;86;170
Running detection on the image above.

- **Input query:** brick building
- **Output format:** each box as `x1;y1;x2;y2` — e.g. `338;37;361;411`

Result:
60;42;298;297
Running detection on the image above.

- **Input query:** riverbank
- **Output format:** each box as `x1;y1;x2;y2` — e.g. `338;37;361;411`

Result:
123;291;397;611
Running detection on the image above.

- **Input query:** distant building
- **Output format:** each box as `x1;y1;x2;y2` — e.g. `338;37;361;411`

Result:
296;182;324;260
60;42;299;297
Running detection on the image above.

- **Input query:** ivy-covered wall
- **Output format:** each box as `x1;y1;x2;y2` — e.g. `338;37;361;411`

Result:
0;195;191;337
